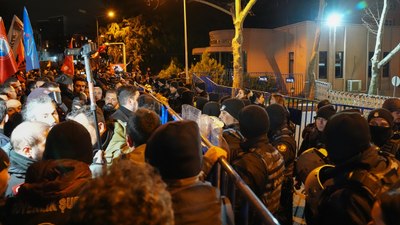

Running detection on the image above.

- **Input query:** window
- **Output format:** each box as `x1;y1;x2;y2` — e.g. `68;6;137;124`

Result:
383;52;390;77
318;51;327;79
289;52;294;75
335;51;344;78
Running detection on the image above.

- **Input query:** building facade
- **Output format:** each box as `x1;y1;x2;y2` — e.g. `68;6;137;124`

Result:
193;21;400;96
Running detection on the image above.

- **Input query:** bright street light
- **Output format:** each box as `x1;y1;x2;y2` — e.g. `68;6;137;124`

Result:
327;13;342;27
96;10;115;47
105;42;126;72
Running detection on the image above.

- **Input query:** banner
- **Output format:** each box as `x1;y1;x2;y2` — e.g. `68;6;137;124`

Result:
61;38;74;76
23;7;40;71
7;15;24;58
0;17;18;83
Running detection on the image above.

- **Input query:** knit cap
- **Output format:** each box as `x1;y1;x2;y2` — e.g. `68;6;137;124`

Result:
367;108;394;127
316;105;336;120
221;98;245;120
145;120;202;180
43;120;93;164
239;105;269;139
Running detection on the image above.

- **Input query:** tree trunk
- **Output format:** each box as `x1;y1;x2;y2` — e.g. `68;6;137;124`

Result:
232;21;244;96
368;0;388;95
306;0;325;99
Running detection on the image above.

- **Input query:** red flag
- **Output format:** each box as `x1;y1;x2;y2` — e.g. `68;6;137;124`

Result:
61;38;74;76
15;39;25;71
0;17;18;83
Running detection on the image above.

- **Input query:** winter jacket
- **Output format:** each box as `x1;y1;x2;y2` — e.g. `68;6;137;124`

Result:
3;159;92;225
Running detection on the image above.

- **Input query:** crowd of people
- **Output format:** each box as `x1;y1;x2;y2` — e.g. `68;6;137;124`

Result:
0;68;400;225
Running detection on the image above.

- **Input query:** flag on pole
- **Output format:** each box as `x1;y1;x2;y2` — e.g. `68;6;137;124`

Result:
7;15;24;58
23;7;40;72
0;17;18;83
61;38;74;76
15;39;25;71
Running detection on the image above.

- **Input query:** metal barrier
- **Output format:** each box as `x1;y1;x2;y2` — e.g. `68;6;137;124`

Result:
136;83;280;225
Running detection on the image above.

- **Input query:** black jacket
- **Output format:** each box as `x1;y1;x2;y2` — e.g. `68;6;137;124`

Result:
316;148;400;225
5;150;36;197
3;159;91;225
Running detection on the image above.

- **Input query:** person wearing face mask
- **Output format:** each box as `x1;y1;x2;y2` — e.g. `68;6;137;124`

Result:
382;98;400;140
368;108;400;160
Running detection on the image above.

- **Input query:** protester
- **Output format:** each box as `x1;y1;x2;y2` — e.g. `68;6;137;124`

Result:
6;122;50;197
146;120;222;225
68;160;174;225
124;108;160;162
105;85;139;164
4;120;93;225
219;98;245;162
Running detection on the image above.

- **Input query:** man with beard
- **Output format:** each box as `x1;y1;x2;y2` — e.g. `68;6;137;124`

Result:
368;108;400;160
383;98;400;140
102;89;119;122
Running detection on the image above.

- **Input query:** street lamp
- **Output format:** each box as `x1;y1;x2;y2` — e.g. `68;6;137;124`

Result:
183;0;189;84
327;13;342;89
105;42;126;72
96;10;115;47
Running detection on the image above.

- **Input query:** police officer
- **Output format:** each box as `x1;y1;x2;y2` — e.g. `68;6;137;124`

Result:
266;103;296;225
382;98;400;140
368;108;400;160
315;112;400;225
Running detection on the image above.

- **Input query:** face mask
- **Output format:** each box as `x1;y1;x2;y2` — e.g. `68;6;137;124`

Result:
369;125;393;147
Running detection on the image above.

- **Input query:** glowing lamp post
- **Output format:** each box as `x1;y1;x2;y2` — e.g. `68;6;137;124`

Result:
327;13;342;88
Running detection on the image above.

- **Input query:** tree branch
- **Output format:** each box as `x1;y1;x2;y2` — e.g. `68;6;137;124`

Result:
378;43;400;68
240;0;257;20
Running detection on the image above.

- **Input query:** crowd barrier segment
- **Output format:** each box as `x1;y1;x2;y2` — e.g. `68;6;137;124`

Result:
136;83;280;225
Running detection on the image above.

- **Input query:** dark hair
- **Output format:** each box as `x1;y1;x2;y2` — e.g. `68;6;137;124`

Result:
137;94;161;115
117;85;138;105
126;108;160;147
67;105;105;125
73;77;87;85
69;160;173;225
317;99;331;110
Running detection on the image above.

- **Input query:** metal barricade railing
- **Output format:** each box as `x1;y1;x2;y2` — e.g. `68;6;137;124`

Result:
136;83;280;225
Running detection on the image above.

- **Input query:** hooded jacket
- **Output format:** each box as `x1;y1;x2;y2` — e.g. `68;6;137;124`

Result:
4;159;91;225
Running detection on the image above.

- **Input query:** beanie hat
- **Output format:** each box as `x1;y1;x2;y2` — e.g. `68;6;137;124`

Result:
325;112;371;164
221;98;245;120
145;120;202;180
239;105;269;139
202;101;221;117
0;148;9;172
317;99;331;110
316;105;336;120
383;98;400;112
265;103;287;132
196;97;208;111
43;120;93;164
367;108;394;127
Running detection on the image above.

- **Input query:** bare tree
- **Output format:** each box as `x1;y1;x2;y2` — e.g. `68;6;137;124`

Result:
364;0;400;94
306;0;326;99
190;0;256;96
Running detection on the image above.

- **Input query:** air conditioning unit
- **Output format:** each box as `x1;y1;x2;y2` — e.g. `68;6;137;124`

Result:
347;80;362;92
